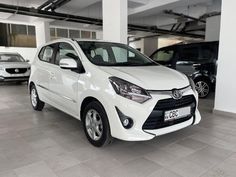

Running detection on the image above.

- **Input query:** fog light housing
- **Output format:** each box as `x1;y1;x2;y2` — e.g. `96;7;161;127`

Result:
0;76;4;81
115;107;133;129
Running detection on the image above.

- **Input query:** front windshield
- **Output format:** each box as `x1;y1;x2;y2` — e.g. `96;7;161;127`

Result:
78;41;158;66
0;54;25;62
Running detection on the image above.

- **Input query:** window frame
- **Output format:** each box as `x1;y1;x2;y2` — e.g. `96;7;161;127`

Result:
38;44;57;64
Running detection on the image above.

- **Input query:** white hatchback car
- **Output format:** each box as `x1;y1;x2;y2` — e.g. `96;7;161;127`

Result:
29;39;201;147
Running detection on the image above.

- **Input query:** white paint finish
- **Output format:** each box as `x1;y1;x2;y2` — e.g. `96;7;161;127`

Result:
214;0;236;114
205;15;221;42
35;21;50;47
0;47;37;62
102;0;128;44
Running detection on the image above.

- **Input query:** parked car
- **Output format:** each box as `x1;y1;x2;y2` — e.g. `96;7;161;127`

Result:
29;39;201;147
150;41;219;98
0;52;31;83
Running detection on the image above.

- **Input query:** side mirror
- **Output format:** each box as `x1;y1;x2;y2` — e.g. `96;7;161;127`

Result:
59;58;77;69
25;59;30;62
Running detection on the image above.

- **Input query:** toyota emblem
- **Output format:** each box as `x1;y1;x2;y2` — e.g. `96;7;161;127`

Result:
15;68;19;73
172;89;183;100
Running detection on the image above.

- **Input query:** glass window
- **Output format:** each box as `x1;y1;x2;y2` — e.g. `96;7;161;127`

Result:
69;29;80;38
152;49;174;62
56;28;68;38
55;43;78;65
0;54;24;62
40;45;54;63
91;32;96;39
200;46;214;60
28;26;35;35
50;28;56;37
180;46;199;61
11;24;27;35
78;41;158;66
81;31;91;38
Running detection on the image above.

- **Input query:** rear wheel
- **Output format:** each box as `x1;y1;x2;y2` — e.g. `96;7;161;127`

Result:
195;78;211;98
82;101;113;147
30;84;45;111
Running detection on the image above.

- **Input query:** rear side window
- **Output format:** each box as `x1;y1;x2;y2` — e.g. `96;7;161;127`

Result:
38;45;54;63
180;46;199;61
152;49;174;62
200;45;215;60
55;42;78;65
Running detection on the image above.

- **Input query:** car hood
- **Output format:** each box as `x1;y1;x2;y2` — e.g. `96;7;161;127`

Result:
0;62;30;68
99;65;189;90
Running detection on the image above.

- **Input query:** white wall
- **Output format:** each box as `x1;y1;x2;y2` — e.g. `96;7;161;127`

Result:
214;0;236;114
0;47;37;63
205;15;221;41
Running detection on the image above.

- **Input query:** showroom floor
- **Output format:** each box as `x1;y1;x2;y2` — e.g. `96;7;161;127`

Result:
0;83;236;177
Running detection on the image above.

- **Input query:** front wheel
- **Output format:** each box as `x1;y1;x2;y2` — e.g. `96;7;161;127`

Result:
195;79;211;98
30;85;45;111
82;101;113;147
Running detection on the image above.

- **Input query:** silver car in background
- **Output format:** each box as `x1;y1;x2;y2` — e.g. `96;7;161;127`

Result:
0;52;31;83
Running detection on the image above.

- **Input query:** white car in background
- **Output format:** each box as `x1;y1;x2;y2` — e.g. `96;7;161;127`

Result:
0;52;31;83
29;39;201;147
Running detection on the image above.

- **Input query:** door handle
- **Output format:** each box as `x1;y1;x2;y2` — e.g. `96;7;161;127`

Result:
49;72;56;79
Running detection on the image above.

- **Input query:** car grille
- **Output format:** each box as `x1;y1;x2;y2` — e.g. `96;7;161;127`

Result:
142;95;196;130
5;68;28;74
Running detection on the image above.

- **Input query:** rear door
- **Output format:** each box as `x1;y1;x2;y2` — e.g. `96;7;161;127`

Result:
176;45;200;76
150;47;176;68
48;42;80;115
36;44;56;102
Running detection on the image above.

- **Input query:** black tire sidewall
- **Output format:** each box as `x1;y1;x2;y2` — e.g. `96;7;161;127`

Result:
30;85;44;110
82;101;111;147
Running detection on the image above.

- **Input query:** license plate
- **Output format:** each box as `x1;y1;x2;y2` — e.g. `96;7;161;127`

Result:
164;107;191;122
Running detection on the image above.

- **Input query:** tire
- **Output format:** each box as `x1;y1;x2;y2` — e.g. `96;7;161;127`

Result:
82;101;113;147
194;78;211;98
30;84;45;111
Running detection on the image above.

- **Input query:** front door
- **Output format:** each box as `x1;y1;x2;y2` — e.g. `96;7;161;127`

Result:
49;42;80;116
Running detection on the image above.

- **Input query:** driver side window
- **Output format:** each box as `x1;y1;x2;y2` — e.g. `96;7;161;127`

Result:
152;49;174;62
55;42;78;65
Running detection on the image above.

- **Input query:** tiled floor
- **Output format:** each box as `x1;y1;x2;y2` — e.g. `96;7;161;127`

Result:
0;83;236;177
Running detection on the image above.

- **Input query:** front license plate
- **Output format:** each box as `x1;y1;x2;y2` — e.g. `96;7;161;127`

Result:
164;107;191;122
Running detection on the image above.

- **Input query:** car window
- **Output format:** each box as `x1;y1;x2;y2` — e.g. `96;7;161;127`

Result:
200;45;214;60
152;49;174;62
111;46;136;63
55;43;78;65
180;46;199;61
39;45;54;63
78;41;157;66
0;54;24;62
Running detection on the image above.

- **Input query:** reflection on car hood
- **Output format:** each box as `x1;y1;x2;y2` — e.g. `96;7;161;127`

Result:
100;65;189;90
0;62;30;68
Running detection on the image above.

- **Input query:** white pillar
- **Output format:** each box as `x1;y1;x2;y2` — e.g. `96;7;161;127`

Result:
214;0;236;115
102;0;128;44
35;21;50;47
143;37;158;56
205;15;221;42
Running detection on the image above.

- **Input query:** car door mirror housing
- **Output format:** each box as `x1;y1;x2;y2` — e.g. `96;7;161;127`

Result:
59;58;77;69
25;59;30;62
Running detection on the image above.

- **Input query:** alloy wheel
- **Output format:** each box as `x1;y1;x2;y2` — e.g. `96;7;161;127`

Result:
85;109;103;141
31;88;38;107
195;81;210;98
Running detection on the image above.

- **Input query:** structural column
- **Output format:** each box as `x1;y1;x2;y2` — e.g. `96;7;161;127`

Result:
214;0;236;115
35;21;50;47
102;0;128;44
205;15;221;41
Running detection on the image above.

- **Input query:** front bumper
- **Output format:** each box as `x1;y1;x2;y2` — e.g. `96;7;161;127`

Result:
0;69;30;82
106;86;201;141
0;76;29;82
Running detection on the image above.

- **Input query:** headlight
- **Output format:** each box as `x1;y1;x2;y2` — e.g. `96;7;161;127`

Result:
109;77;151;103
188;77;196;92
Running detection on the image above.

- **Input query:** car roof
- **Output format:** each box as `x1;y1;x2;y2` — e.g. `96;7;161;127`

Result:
159;41;219;50
0;52;20;55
